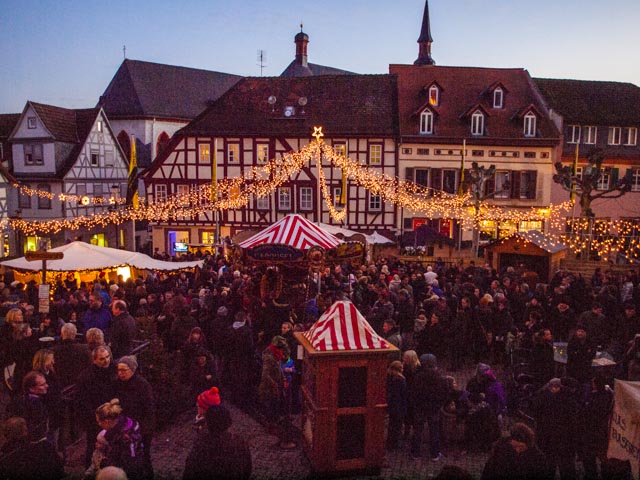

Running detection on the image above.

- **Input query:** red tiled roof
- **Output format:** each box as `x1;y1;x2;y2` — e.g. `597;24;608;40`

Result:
179;74;398;138
391;64;560;144
280;61;355;77
99;59;242;120
534;78;640;125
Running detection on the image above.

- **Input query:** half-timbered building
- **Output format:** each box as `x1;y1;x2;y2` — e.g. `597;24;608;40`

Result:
144;74;399;255
8;102;129;251
391;0;561;245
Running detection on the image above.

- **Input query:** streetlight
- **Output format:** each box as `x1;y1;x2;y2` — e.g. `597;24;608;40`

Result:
9;209;22;256
110;185;120;249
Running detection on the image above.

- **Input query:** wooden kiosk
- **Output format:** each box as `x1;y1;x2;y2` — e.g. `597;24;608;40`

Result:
294;301;397;476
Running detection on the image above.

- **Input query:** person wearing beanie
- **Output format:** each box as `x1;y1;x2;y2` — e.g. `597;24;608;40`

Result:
409;353;448;461
482;422;551;480
183;404;252;480
114;354;155;473
194;386;221;431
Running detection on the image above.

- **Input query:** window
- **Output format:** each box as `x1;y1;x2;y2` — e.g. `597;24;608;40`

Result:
256;195;269;210
91;150;99;166
278;187;291;210
201;231;216;244
518;171;536;199
523;113;536;137
24;144;43;165
334;143;347;157
333;187;342;205
568;125;581;144
27;117;36;129
368;193;381;211
227;143;239;163
300;187;313;210
19;192;31;209
37;184;51;209
597;168;611;190
625;127;638;146
584;126;597;144
414;169;429;187
608;127;622;145
471;111;484;136
420;110;433;134
428;85;439;106
156;132;170;156
176;184;190;205
256;144;269;164
76;184;87;197
199;144;210;163
369;144;382;165
494;171;511;198
493;88;503;109
105;151;114;167
97;120;103;132
155;184;167;203
442;170;457;194
631;169;640;192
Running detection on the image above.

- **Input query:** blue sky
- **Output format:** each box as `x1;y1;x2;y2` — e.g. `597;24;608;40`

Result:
1;0;639;113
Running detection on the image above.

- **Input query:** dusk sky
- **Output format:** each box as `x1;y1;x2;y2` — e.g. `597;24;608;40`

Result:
2;0;639;113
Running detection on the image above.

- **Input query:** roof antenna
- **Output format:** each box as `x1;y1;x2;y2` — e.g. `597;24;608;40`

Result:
257;49;267;76
123;45;127;60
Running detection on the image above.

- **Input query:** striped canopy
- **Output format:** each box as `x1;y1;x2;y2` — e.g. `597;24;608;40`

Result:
303;301;390;351
238;214;341;250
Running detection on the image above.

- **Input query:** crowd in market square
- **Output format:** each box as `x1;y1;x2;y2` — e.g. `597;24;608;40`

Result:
0;251;639;479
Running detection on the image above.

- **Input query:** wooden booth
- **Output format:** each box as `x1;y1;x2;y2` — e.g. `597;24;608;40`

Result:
485;230;568;283
294;301;397;476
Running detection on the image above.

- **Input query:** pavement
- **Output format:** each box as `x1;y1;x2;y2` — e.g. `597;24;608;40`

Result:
54;362;492;480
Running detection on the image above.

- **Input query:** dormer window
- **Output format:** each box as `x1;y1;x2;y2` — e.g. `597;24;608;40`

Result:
428;85;439;106
420;110;434;134
493;88;504;109
471;111;484;136
524;112;537;137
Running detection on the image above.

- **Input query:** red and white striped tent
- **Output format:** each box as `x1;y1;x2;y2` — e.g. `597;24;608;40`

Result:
238;213;342;250
303;300;390;351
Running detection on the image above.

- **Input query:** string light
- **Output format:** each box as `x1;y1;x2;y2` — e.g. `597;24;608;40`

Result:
8;134;638;260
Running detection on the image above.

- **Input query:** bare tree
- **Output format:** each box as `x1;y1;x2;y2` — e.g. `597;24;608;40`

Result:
553;148;632;258
464;162;510;257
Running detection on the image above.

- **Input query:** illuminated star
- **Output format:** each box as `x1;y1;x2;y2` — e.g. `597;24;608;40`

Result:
312;126;324;143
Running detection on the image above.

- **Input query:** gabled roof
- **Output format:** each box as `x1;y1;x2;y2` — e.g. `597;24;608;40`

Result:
534;78;640;125
238;214;342;250
0;114;20;139
12;102;106;179
390;64;560;143
99;59;243;120
488;230;567;254
177;74;398;138
280;61;355;78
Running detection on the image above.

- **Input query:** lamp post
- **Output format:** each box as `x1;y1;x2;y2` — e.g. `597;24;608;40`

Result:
9;209;22;256
110;185;120;249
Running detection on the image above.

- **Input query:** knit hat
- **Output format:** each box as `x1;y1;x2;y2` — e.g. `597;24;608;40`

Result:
205;404;232;433
217;306;228;317
109;284;119;293
117;355;138;373
419;353;437;368
197;386;221;410
476;363;491;376
547;378;562;390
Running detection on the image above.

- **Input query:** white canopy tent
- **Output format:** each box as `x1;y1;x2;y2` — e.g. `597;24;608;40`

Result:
1;241;203;272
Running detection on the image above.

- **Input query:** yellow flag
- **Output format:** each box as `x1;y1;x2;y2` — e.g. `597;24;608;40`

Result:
340;168;347;205
127;135;138;208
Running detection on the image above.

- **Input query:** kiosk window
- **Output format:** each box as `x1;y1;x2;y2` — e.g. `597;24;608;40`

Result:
338;366;367;408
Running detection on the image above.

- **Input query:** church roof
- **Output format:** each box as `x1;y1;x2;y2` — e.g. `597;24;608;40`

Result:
99;59;242;120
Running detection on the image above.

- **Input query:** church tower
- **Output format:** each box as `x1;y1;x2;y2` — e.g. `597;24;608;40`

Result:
414;0;435;65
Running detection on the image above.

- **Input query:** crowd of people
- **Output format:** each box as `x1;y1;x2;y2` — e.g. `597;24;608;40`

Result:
0;253;638;479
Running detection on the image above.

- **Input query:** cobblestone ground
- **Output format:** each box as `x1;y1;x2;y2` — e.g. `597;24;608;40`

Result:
57;363;492;479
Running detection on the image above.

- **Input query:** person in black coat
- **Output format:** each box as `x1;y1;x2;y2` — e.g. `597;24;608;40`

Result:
579;375;614;480
386;361;408;450
530;328;555;385
75;345;117;468
183;404;252;480
53;323;92;387
482;422;552;480
531;378;578;480
109;300;138;360
566;325;596;384
0;416;64;480
114;355;155;472
409;354;448;460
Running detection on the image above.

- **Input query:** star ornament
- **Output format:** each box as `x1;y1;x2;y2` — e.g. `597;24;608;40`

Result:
312;126;324;142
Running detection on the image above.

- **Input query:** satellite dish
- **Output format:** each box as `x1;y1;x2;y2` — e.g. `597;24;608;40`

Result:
267;95;277;105
284;106;294;117
298;96;308;106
